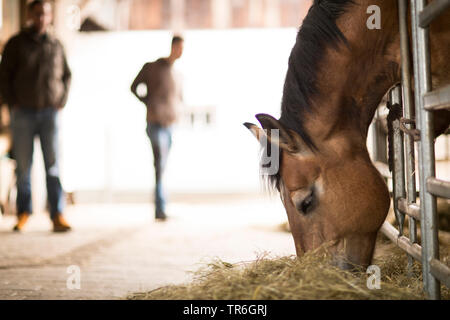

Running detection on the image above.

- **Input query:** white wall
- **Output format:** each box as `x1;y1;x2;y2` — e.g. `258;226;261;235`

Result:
59;28;298;194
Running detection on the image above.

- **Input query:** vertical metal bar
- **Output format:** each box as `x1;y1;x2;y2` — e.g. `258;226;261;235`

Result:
390;86;406;235
398;0;418;275
410;0;440;300
371;115;380;161
372;109;388;164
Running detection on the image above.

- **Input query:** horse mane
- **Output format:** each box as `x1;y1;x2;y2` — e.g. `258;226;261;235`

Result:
263;0;354;191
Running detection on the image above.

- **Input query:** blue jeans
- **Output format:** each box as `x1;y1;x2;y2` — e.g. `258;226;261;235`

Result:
147;123;172;217
11;107;64;218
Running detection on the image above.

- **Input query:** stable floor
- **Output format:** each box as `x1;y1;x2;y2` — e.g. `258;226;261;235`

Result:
0;196;293;300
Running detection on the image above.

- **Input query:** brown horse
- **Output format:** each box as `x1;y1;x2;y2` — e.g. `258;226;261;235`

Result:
245;0;450;269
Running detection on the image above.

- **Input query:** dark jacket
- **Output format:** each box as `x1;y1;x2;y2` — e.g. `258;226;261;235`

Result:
0;27;72;110
131;58;181;127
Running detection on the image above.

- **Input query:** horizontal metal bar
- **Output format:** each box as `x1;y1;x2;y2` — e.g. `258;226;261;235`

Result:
381;224;450;289
423;84;450;111
397;198;421;220
430;259;450;288
374;161;391;179
380;222;422;262
419;0;450;27
427;177;450;198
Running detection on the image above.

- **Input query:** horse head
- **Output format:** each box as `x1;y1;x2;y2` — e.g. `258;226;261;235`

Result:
245;113;390;269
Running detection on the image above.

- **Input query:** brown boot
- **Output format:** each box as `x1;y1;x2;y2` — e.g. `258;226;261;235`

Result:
13;213;30;232
52;215;72;233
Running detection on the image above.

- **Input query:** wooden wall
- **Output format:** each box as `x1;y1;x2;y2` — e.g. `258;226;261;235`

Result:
128;0;312;30
1;0;21;47
1;0;312;46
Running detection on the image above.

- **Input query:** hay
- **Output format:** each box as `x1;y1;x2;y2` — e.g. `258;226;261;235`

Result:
129;243;449;300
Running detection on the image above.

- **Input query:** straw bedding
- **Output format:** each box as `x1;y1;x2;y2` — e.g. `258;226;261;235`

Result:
129;235;449;300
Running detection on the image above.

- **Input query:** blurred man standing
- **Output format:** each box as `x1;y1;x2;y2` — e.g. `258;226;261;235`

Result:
131;36;184;221
0;0;72;232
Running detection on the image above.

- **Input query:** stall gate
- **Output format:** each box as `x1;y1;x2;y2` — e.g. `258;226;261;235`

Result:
373;0;450;300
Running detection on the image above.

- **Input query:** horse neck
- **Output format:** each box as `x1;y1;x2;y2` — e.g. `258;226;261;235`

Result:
305;0;400;154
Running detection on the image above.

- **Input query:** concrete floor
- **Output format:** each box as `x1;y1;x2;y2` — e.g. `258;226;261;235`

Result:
0;196;294;300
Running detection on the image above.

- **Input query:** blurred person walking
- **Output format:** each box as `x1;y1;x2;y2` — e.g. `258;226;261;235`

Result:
0;0;72;232
131;36;184;221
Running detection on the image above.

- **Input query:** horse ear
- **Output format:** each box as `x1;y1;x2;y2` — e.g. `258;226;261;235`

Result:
244;114;301;153
255;114;300;153
243;122;265;141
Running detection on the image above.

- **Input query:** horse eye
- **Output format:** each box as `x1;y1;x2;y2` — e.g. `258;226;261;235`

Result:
295;187;316;215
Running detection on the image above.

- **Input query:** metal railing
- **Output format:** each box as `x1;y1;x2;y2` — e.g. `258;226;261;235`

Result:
377;0;450;300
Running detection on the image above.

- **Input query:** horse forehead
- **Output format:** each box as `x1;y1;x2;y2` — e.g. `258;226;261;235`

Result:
281;154;320;190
